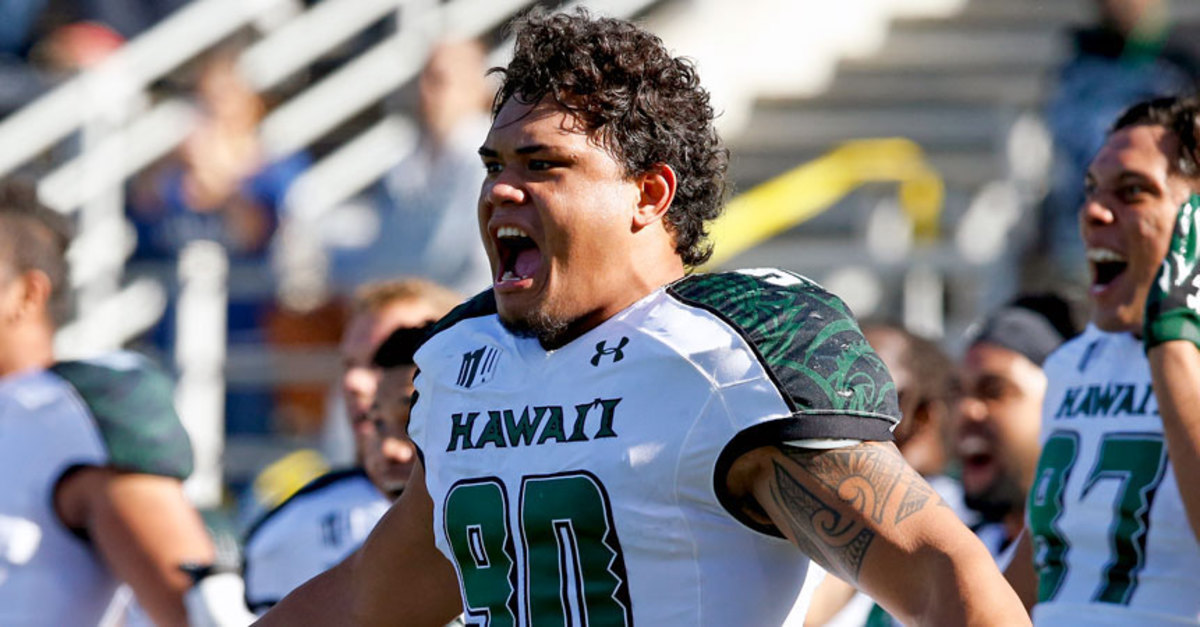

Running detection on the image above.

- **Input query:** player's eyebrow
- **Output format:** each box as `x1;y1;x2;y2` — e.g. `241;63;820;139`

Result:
1115;171;1158;187
477;144;550;158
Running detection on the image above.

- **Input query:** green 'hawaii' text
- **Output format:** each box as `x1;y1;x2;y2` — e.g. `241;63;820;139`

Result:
447;398;622;451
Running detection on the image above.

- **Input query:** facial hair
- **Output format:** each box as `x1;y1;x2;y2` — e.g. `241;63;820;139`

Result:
964;469;1026;524
501;309;572;350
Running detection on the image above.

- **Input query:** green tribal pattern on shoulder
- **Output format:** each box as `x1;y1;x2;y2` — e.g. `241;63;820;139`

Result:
51;354;193;480
669;269;898;423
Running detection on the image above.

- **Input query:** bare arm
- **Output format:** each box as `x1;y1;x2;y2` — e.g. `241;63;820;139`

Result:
803;573;857;626
1148;340;1200;541
258;460;462;626
730;441;1028;626
1002;527;1037;614
56;469;215;627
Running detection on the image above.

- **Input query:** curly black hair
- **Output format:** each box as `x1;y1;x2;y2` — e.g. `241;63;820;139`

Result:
492;8;729;267
1112;94;1200;179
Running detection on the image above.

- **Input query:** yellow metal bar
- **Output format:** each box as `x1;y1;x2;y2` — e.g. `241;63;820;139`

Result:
702;138;943;270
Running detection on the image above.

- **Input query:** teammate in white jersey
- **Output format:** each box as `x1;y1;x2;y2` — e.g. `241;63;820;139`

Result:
0;180;217;625
1005;96;1200;624
242;280;459;613
262;10;1027;626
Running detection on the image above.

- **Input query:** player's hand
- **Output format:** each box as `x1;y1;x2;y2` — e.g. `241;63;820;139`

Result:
181;563;256;626
1145;193;1200;351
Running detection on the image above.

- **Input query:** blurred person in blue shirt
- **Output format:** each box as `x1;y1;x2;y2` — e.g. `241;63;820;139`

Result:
332;39;494;295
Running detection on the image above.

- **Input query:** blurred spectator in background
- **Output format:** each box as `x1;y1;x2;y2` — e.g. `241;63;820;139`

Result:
362;324;424;500
127;46;311;435
242;280;457;615
0;0;186;118
320;278;461;465
129;47;309;264
332;39;494;295
1034;0;1200;288
955;294;1078;563
803;322;962;627
0;180;217;626
73;0;189;41
0;1;125;117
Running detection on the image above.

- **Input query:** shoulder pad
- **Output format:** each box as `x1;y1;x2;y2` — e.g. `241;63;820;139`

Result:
669;269;899;419
243;468;373;543
424;289;497;344
51;354;194;479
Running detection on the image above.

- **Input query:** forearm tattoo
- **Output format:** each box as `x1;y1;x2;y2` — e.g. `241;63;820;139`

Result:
766;443;943;582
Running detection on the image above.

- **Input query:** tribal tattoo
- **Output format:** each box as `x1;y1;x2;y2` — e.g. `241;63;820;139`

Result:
765;442;943;582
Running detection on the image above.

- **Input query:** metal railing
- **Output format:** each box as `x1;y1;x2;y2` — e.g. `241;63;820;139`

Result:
7;0;668;503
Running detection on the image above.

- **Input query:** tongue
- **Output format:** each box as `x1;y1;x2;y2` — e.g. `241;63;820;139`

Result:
514;248;541;279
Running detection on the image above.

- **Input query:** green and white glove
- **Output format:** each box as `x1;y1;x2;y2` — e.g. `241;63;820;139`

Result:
1145;193;1200;351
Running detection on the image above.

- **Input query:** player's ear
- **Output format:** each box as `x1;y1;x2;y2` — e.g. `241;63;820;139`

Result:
12;269;52;322
632;163;676;230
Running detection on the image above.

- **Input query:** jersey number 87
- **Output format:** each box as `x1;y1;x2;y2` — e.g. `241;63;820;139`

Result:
1028;430;1169;605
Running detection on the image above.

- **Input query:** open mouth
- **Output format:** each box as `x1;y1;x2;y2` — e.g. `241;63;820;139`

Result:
1087;247;1128;289
494;225;542;286
957;434;995;487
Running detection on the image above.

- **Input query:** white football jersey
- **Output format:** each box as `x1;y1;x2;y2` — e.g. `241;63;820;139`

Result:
242;469;390;614
0;353;192;626
1031;326;1200;625
409;270;900;626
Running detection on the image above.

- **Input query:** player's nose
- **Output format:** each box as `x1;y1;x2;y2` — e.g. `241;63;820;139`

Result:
1079;195;1115;230
484;170;527;207
956;395;988;424
383;437;415;463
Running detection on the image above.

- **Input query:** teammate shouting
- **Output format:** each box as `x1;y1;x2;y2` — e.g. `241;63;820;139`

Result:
1008;96;1200;625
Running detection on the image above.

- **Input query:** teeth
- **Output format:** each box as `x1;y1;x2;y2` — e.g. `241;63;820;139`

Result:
500;270;520;281
957;435;990;457
497;226;529;239
1087;248;1126;263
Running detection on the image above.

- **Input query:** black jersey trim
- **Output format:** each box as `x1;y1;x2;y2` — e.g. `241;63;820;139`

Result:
423;289;498;346
414;442;426;469
247;598;278;614
712;415;896;538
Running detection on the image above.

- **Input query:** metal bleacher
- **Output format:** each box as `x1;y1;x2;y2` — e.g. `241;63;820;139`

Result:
723;0;1200;342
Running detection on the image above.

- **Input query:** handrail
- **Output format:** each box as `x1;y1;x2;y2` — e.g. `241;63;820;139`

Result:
239;0;402;91
38;100;197;212
260;0;530;159
700;138;944;270
0;0;291;178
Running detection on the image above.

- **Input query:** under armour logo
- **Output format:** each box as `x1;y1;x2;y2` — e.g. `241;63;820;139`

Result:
457;346;499;388
590;337;629;367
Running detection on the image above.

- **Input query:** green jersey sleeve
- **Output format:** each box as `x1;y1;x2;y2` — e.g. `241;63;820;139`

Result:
51;353;194;479
669;269;900;441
